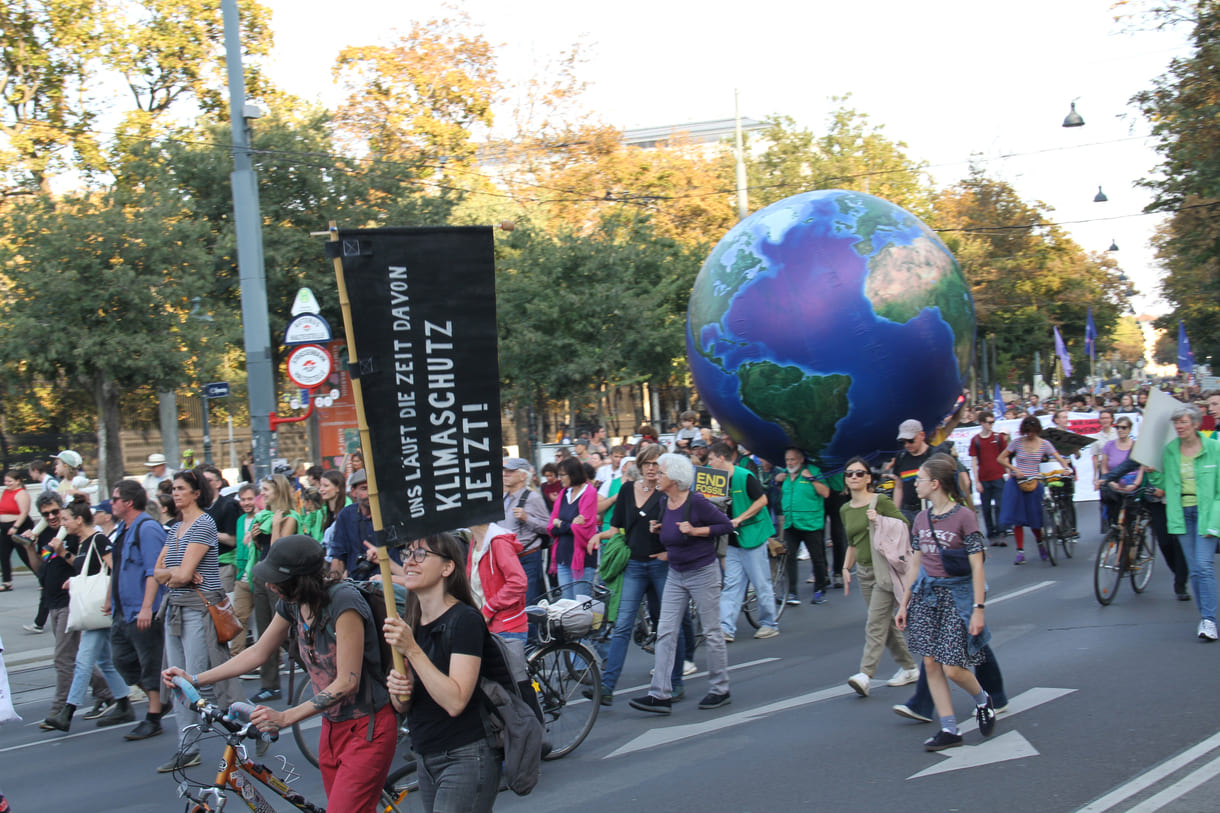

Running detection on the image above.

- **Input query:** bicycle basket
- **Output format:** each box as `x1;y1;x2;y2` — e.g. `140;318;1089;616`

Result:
532;581;609;641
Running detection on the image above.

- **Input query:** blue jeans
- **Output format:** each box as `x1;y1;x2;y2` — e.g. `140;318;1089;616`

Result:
601;559;684;692
720;544;777;637
67;627;129;707
1180;506;1218;623
979;478;1005;537
556;564;584;600
418;737;501;813
905;644;1007;718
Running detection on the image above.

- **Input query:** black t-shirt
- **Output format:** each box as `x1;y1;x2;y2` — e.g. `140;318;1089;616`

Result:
407;602;492;755
610;484;664;561
206;495;240;550
894;442;952;512
275;580;387;722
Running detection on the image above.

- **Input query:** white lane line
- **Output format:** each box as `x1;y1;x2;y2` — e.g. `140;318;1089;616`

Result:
989;580;1056;605
0;713;180;753
1126;753;1220;813
610;657;781;698
1075;729;1220;812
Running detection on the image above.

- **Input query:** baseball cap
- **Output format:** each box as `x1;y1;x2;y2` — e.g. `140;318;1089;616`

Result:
502;457;532;472
54;450;82;468
144;453;166;467
252;535;326;584
896;419;924;441
91;499;113;515
347;469;367;489
691;437;708;448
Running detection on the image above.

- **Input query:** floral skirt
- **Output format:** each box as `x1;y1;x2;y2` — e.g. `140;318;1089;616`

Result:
905;584;982;668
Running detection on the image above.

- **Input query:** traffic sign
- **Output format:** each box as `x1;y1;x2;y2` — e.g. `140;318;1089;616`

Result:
283;313;333;346
203;382;230;399
286;344;332;388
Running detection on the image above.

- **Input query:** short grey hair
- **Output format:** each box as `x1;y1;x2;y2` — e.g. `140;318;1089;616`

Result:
1171;404;1203;427
658;453;695;492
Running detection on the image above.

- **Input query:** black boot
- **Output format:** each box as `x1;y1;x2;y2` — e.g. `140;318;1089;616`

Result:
43;704;73;732
96;696;134;727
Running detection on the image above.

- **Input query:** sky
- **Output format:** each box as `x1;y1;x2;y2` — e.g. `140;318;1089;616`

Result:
262;0;1192;319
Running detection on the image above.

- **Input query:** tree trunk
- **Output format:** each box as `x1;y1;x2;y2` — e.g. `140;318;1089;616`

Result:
93;372;123;497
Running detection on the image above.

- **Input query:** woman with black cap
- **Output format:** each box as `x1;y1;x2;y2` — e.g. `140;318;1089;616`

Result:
164;534;396;813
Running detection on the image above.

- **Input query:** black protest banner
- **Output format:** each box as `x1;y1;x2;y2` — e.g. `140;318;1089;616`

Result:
332;227;503;544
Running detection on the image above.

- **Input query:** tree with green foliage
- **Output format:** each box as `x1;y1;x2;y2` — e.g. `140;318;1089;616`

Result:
0;189;213;487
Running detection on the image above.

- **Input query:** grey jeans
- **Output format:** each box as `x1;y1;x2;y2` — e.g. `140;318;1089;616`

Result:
417;737;501;813
649;561;729;699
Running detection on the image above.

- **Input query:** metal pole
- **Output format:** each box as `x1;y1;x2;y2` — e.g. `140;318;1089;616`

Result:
157;391;180;471
222;0;274;484
202;390;213;465
734;89;749;221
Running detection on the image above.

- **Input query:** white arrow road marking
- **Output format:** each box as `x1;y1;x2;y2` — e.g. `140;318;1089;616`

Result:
604;684;855;758
957;686;1076;735
908;731;1040;778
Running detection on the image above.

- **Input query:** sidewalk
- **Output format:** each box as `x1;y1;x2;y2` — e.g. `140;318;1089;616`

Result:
0;571;55;671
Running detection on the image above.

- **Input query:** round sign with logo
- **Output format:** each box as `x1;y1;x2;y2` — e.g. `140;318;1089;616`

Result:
286;344;332;389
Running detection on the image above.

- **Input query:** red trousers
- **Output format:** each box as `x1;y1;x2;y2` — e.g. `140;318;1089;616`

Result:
319;703;398;813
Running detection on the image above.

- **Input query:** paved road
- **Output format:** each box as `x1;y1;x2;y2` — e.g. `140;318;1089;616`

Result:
3;502;1219;812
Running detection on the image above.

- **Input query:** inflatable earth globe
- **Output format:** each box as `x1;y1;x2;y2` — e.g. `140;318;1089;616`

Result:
687;189;975;468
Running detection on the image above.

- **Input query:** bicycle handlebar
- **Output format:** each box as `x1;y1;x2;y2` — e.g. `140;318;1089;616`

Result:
172;676;277;743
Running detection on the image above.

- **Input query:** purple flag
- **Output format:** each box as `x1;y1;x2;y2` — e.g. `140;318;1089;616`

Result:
1084;307;1097;361
1054;326;1073;378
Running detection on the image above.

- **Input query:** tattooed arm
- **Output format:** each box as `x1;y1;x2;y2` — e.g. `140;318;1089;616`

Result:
250;609;365;734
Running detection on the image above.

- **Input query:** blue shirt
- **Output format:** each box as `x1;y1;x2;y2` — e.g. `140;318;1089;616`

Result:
112;513;167;623
328;504;403;575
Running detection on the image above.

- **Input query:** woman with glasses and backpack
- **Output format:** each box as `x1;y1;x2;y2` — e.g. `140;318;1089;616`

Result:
383;533;505;813
164;534;397;813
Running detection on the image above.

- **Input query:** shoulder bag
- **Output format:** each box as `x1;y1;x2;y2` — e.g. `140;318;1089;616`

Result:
194;587;243;644
67;538;113;632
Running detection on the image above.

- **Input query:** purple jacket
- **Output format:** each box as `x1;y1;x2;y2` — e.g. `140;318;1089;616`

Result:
658;491;733;572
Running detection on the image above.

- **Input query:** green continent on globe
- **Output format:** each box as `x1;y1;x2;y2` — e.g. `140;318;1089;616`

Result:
864;236;974;379
737;361;852;454
833;192;916;256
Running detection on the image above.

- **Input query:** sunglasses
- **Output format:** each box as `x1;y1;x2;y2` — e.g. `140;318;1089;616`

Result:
40;510;58;518
404;547;450;564
981;419;995;424
902;438;919;445
844;470;870;478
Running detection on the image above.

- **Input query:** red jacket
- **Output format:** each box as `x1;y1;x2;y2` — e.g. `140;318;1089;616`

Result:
466;523;528;634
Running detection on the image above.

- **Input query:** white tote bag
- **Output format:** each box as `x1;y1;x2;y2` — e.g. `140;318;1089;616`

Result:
0;633;19;724
67;542;113;632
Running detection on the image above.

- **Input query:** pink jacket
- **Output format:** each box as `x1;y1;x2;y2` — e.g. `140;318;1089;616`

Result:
547;483;598;575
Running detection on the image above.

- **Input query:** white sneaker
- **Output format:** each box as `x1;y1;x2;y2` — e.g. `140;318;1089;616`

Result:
887;667;921;687
1199;619;1219;641
848;672;871;697
753;626;779;639
683;660;698;676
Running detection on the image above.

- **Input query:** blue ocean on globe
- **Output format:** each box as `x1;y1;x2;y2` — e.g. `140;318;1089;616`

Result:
686;189;975;468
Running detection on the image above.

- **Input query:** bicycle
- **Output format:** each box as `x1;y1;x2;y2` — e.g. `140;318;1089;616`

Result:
741;538;789;629
626;591;706;652
1039;470;1078;565
526;581;608;759
168;676;417;812
1094;488;1157;606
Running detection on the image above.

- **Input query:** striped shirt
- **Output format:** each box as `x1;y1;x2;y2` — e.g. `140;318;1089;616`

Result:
164;511;223;593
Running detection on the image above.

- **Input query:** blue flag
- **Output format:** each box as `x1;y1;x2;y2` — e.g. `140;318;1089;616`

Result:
1084;307;1097;361
1054;326;1073;378
1178;321;1195;374
993;383;1003;415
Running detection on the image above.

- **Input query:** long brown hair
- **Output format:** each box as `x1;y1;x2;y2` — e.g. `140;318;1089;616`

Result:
922;453;969;507
401;533;478;629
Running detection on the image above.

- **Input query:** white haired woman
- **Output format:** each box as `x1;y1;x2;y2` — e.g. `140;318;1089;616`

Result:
629;453;734;715
1161;404;1220;641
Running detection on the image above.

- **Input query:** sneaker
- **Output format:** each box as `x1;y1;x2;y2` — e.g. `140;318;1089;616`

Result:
976;696;997;737
991;539;1008;547
123;719;163;740
1014;551;1026;566
249;688;282;703
157;750;201;773
22;623;43;634
81;700;114;720
1199;619;1219;641
127;685;148;704
785;593;801;606
810;590;826;605
239;670;262;680
832;578;844;589
698;691;731;710
848;672;871;697
683;660;697;676
886;667;920;687
581;685;613;706
1177;591;1192;601
994;702;1009;714
723;632;735;643
753;626;779;640
1037;544;1049;562
628;695;672;715
95;703;134;727
892;704;933;723
924;730;964;751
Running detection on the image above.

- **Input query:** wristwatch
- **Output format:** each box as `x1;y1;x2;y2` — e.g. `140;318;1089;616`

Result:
973;603;985;610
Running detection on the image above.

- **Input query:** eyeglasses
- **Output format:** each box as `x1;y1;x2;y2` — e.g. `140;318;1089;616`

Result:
40;510;58;518
1117;424;1132;430
915;477;933;483
902;438;919;445
404;547;450;564
981;419;995;424
844;470;869;478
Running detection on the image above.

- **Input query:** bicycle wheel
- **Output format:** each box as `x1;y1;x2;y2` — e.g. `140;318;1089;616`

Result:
291;667;319;769
1130;519;1156;593
687;598;705;651
1040;502;1057;566
528;641;600;760
1094;529;1124;605
741;586;760;630
632;603;655;653
770;550;788;622
381;760;421;813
